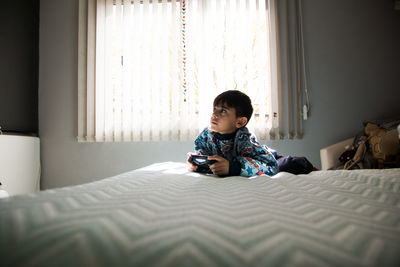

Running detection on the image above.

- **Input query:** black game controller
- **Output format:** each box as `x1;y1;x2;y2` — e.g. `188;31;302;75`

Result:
188;155;217;174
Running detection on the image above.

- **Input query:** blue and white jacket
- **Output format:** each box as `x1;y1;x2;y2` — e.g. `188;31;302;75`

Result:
194;127;278;177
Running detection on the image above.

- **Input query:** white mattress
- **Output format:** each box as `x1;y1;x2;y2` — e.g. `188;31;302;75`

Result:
1;162;399;267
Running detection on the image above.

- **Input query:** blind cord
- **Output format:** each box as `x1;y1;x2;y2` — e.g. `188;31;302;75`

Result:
298;0;310;117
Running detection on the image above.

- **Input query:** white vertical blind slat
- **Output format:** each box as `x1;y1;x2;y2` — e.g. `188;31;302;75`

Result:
78;0;88;141
142;0;151;141
178;0;186;140
186;0;196;140
103;0;113;141
151;0;161;141
170;0;179;141
160;0;170;141
95;0;106;142
196;0;209;131
132;0;141;141
114;0;123;142
85;0;97;142
267;0;281;139
122;0;133;141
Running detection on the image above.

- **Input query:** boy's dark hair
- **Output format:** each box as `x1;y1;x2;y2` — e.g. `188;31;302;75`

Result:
213;90;253;123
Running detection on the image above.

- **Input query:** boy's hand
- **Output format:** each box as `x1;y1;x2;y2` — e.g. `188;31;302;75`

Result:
186;152;198;172
208;155;229;176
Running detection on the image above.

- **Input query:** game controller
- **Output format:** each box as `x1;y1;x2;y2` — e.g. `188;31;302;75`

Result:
188;155;217;174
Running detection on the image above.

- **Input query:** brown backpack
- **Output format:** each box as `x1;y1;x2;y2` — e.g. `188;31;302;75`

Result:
364;123;400;167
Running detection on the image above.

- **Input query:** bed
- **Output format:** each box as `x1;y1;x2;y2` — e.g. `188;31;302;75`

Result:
1;162;399;267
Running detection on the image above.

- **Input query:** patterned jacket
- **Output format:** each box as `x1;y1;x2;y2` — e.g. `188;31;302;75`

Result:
194;127;278;177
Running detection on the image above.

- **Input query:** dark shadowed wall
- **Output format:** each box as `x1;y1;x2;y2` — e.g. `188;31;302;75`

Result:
0;1;39;134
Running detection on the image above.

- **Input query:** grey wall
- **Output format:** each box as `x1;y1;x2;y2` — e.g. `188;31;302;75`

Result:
39;0;400;189
0;1;39;134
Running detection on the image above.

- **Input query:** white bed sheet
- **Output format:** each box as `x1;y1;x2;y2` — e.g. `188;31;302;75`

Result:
1;162;399;267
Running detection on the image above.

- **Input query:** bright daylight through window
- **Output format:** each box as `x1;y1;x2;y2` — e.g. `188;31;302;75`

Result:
78;0;281;142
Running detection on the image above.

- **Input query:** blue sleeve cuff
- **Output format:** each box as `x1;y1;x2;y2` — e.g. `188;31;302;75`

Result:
229;160;241;176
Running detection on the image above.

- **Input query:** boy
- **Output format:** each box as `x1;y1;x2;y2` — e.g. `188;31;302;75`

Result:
187;90;278;177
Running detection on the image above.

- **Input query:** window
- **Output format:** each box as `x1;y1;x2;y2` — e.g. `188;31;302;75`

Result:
78;0;305;142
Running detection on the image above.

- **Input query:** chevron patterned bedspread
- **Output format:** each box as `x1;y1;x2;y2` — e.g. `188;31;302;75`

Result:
1;162;399;267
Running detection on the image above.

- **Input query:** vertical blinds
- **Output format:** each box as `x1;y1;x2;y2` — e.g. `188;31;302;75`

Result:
78;0;306;142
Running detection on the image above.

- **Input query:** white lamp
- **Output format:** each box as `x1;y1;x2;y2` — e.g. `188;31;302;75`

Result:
0;134;40;196
0;182;9;198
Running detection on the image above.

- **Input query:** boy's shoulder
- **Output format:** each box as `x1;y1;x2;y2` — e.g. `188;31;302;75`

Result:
236;126;251;136
195;127;213;141
199;127;212;136
235;127;266;148
235;127;252;142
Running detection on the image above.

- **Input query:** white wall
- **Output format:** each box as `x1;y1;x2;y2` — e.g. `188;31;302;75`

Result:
39;0;400;189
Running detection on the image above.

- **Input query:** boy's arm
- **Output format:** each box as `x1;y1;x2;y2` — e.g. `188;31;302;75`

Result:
237;136;278;177
194;128;213;155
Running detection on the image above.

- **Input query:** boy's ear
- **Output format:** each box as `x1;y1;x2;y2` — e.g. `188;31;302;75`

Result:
236;117;248;128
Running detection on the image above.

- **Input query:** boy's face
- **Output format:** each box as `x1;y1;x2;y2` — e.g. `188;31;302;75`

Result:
210;104;247;134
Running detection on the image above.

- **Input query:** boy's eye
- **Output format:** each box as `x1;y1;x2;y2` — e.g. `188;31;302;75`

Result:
213;106;228;114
